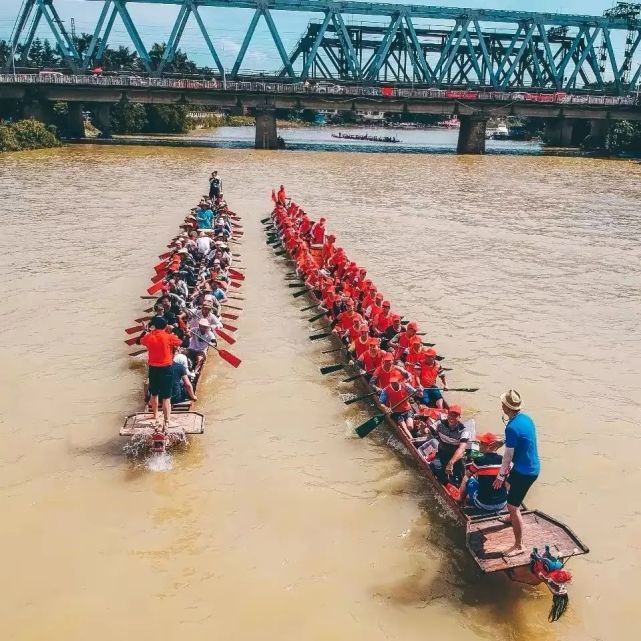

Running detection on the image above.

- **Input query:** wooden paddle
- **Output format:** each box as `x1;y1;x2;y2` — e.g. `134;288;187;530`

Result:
228;268;245;281
125;334;142;346
260;216;271;224
129;348;147;357
125;324;144;335
135;316;152;323
320;363;345;375
222;322;237;332
158;251;173;260
301;304;320;312
321;347;342;354
293;288;310;298
147;281;165;295
217;329;236;345
193;331;241;368
222;303;243;311
308;310;330;322
221;312;239;321
309;331;332;341
344;392;378;406
355;395;414;438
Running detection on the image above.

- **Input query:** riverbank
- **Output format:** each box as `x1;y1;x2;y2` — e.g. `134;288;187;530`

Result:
0;119;60;152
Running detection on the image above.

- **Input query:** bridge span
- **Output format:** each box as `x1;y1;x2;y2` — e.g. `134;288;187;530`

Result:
2;73;640;151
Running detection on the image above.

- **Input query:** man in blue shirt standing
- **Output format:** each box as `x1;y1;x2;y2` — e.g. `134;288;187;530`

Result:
492;389;540;557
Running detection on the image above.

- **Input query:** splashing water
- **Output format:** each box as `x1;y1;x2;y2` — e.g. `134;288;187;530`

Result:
145;452;174;472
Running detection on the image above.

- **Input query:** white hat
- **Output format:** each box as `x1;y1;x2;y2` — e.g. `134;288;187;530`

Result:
501;389;522;411
178;248;188;254
198;318;210;327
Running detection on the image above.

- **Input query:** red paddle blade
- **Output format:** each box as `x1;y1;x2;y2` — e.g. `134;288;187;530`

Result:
218;348;241;368
125;324;144;335
147;281;165;295
229;280;242;289
217;329;236;345
228;269;245;280
153;261;166;272
222;322;237;332
135;316;152;323
125;335;142;346
221;312;239;320
158;251;172;260
151;271;165;284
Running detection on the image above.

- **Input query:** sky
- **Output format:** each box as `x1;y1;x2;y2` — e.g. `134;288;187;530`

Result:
0;1;629;72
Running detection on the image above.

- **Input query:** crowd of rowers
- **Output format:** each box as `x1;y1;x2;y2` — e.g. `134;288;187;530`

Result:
270;187;541;556
135;186;238;435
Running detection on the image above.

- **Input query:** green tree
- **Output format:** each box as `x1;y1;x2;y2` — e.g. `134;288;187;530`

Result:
144;104;189;133
0;40;10;68
110;101;147;133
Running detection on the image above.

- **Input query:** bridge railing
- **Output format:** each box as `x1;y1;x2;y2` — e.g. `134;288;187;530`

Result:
0;74;638;106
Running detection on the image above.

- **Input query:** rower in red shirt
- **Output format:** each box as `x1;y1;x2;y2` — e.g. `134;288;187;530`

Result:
310;217;326;245
322;234;337;265
416;349;447;409
371;352;406;393
277;184;287;205
379;370;419;440
350;324;371;359
405;337;426;370
390;320;420;360
366;292;385;320
372;300;394;335
299;213;313;237
345;315;364;344
334;300;361;335
358;338;383;377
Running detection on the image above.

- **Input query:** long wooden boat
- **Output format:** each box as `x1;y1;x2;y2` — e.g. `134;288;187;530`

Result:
265;202;588;620
121;199;244;446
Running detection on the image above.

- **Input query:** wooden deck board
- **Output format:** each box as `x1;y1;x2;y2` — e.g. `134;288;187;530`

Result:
120;412;205;436
466;511;586;572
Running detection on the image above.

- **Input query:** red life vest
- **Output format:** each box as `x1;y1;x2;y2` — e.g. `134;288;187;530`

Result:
373;365;401;389
353;337;370;358
361;349;383;373
382;383;412;412
374;311;393;333
310;222;325;244
417;362;440;387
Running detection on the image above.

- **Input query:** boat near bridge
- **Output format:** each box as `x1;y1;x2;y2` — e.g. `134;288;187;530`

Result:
332;132;400;143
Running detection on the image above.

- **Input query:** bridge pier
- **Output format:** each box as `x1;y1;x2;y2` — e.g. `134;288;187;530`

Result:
66;102;86;139
92;104;113;138
21;99;55;125
456;115;488;154
582;119;610;151
543;118;575;147
255;108;278;150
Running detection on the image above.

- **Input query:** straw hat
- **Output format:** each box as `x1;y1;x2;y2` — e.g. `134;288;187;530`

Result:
501;389;522;411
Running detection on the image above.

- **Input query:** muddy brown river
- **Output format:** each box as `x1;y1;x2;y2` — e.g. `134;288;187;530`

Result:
0;145;639;641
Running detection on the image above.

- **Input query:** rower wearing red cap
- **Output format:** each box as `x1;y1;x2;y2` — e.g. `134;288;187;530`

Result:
357;338;384;378
310;217;327;245
370;352;407;394
389;320;420;360
415;348;447;408
350;324;371;359
371;300;394;336
276;185;287;205
379;370;419;440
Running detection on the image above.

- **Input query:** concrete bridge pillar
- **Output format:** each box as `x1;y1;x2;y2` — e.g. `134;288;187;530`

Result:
21;100;54;125
543;118;575;147
456;115;488;154
92;103;113;138
582;119;610;151
255;108;278;150
67;102;85;139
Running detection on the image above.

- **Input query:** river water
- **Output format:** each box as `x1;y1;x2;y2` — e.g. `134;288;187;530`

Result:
0;144;639;641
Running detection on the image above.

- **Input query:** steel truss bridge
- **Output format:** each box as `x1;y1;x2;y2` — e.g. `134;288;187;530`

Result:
7;1;641;95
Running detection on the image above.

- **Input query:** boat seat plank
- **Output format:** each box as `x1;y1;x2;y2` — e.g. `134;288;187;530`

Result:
120;412;205;436
466;510;588;573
